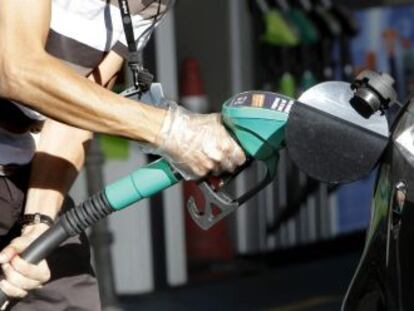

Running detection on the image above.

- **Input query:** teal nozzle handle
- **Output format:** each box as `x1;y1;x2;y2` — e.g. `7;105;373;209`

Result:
105;158;180;211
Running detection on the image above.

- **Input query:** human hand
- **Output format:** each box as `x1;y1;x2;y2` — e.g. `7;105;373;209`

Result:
0;224;51;299
154;103;246;180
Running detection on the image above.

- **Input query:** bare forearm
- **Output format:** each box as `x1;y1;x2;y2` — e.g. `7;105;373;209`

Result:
3;52;165;144
24;119;92;219
23;60;124;218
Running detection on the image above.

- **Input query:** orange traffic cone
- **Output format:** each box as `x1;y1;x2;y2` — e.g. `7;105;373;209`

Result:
180;58;209;113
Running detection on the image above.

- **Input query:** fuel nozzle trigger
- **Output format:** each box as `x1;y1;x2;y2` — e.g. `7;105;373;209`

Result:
187;180;239;231
187;159;276;230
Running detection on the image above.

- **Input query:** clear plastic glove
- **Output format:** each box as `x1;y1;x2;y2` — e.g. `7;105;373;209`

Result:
153;102;246;180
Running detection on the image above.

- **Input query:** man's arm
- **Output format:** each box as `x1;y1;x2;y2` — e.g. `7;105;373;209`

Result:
0;52;123;299
0;0;164;143
22;51;123;219
0;119;91;298
0;0;245;179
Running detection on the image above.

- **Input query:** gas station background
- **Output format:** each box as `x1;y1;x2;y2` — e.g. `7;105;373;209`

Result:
65;1;414;310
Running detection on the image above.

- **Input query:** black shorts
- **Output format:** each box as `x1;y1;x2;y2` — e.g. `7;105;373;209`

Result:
0;166;101;310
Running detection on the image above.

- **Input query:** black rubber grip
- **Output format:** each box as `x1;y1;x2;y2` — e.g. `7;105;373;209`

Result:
0;191;113;308
61;191;113;236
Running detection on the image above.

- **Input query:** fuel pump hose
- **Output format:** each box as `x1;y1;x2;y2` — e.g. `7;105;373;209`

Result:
0;158;179;308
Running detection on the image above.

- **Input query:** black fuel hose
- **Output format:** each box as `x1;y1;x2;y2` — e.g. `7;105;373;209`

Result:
0;191;113;308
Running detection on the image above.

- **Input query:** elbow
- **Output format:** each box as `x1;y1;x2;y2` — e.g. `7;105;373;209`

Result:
0;55;23;99
0;51;46;101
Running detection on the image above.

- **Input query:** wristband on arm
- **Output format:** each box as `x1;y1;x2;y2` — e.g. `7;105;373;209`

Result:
18;213;54;228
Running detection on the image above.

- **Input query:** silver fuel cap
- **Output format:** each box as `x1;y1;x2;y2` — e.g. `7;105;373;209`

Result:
286;81;390;184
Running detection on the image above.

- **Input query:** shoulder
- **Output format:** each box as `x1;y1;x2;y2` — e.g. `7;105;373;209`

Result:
130;0;175;19
52;0;174;19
